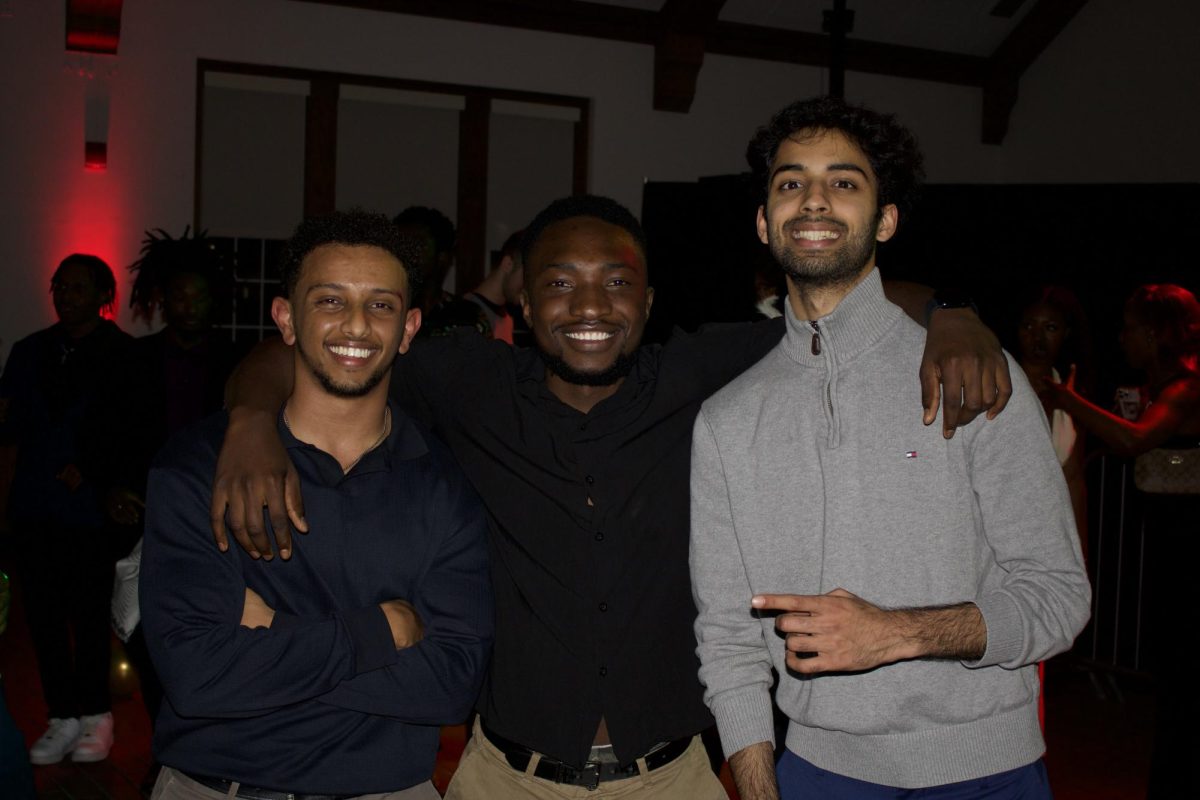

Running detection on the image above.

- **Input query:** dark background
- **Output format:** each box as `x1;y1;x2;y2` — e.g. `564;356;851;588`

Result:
643;178;1200;401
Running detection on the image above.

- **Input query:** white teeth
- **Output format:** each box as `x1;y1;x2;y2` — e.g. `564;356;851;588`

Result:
565;330;616;341
794;230;839;241
330;345;374;358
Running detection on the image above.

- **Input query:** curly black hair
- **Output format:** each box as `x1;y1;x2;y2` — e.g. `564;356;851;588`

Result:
127;227;231;323
746;96;926;217
51;254;117;316
392;206;456;257
520;195;647;269
279;209;424;301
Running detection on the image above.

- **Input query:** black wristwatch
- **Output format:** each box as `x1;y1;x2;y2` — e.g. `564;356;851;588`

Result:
925;287;979;324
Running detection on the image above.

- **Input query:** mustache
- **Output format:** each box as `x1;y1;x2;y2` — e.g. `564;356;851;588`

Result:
782;216;847;233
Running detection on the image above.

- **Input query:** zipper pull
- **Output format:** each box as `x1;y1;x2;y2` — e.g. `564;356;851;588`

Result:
810;321;822;355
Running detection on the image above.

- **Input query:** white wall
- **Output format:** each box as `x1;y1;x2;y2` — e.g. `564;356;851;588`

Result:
1;0;1197;361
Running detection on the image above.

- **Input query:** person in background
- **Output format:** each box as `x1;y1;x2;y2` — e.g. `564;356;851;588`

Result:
462;229;526;344
106;228;240;788
1041;283;1200;799
394;205;457;320
0;569;37;798
0;254;132;765
1014;285;1094;558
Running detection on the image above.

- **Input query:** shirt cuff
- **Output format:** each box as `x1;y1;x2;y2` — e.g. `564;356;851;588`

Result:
338;605;400;675
965;591;1023;669
710;686;776;758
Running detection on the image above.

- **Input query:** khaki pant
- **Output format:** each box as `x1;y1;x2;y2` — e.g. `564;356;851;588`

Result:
151;766;440;800
444;720;730;800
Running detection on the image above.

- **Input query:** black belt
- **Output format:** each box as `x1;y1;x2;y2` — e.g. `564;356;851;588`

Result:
181;770;350;800
480;724;692;791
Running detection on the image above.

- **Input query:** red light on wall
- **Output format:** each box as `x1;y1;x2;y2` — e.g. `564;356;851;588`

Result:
84;141;107;171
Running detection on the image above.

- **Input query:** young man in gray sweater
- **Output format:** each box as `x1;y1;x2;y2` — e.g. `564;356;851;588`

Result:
689;97;1091;800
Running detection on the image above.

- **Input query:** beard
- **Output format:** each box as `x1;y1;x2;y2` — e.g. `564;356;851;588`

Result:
538;349;637;387
297;340;394;398
770;213;880;290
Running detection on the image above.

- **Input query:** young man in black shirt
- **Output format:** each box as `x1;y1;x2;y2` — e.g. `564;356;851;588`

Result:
213;196;1011;798
142;211;492;798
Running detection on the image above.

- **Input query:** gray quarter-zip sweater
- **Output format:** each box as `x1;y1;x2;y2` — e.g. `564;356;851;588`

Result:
689;268;1090;788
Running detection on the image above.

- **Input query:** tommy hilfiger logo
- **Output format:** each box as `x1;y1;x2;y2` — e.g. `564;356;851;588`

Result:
905;451;918;459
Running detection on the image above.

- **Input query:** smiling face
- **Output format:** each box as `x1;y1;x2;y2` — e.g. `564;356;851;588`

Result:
521;216;653;408
163;271;215;334
757;128;897;292
272;244;421;399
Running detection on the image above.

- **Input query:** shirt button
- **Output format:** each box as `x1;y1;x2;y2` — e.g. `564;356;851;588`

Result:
585;475;595;485
598;602;608;612
599;666;608;677
579;421;588;431
594;531;605;542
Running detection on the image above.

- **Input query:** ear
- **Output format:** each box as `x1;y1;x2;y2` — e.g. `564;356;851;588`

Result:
520;289;533;328
645;286;655;317
271;296;297;345
398;308;422;355
876;204;899;243
756;205;769;245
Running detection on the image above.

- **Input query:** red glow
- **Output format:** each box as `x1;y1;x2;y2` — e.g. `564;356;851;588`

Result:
84;141;107;171
41;164;132;329
65;30;119;55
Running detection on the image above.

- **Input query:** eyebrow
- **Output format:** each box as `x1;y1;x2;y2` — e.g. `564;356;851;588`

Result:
541;261;634;271
304;282;404;298
771;162;870;180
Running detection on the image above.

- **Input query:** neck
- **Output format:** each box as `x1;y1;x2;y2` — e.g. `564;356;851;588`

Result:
545;374;623;414
167;325;209;350
785;263;874;321
285;370;391;472
1147;356;1192;393
471;272;506;306
62;316;102;339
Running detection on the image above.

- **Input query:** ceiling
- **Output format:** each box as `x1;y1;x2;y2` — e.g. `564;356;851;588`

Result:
68;1;1090;144
590;0;1040;58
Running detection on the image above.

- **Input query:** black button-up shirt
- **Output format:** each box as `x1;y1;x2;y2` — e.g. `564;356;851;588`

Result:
142;405;493;792
393;320;782;766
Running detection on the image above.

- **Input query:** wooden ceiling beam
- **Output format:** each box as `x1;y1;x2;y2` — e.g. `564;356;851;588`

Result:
981;0;1090;143
653;0;728;113
294;0;1089;144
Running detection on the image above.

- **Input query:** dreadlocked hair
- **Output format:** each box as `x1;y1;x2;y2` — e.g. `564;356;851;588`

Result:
128;227;232;323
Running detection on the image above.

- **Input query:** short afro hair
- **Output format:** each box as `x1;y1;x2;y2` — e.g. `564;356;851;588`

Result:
52;253;117;316
521;195;647;269
746;96;925;217
393;206;456;256
278;209;424;301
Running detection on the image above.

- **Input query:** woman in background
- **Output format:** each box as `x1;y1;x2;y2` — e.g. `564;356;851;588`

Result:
1042;283;1200;800
1015;285;1093;559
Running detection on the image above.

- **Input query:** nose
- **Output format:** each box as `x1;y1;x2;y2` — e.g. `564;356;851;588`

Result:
342;301;370;337
569;280;611;320
802;183;830;214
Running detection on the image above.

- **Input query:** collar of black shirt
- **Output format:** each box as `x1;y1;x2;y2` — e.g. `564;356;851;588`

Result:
276;399;428;485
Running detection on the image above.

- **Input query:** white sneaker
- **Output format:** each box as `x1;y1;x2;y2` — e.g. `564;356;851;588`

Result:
71;711;114;762
29;717;81;765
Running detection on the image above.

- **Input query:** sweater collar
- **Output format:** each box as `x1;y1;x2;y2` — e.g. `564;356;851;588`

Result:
780;268;901;366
